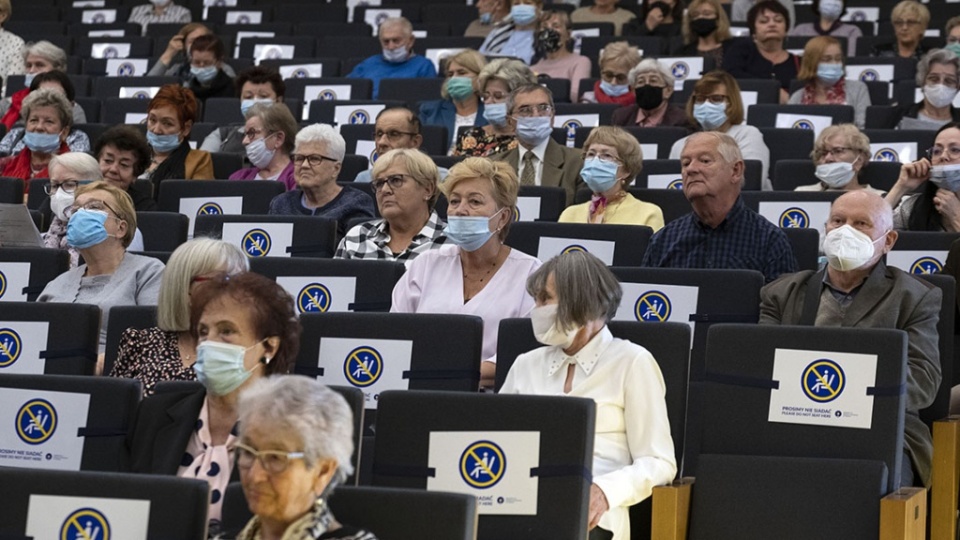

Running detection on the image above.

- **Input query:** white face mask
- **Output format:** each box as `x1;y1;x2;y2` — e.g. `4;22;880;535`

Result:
815;158;858;189
50;187;74;222
923;84;959;109
822;224;885;271
530;304;579;349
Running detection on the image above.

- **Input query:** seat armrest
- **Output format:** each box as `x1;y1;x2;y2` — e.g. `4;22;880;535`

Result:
652;477;694;540
880;487;927;540
931;416;960;540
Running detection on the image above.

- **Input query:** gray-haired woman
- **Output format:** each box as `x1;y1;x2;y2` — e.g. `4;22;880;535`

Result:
235;376;378;540
611;58;692;129
500;251;677;540
896;48;960;129
454;58;537;157
2;87;72;181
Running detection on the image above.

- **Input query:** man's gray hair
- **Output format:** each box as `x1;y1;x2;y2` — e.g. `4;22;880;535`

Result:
628;58;675;89
238;375;355;486
916;48;960;87
23;40;67;71
683;131;744;164
49;152;102;182
295;123;346;161
526;251;623;331
380;16;413;37
507;83;554;115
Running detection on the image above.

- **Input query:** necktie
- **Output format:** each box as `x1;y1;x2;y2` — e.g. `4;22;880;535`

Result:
521;151;536;186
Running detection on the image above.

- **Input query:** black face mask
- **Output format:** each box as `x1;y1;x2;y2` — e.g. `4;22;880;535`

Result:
689;17;718;37
635;84;665;110
535;28;563;54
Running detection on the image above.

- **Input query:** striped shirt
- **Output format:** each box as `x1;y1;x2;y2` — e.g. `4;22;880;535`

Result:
128;3;191;34
334;211;447;262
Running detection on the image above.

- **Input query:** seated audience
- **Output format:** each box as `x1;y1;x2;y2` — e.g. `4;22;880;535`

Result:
418;49;488;155
96;125;156;211
230;102;298;190
873;0;929;60
894;49;960;130
724;0;798;103
611;58;693;129
624;0;684;38
789;0;862;56
501;251;677;540
0;0;24;95
201;66;286;155
148;23;237;79
731;0;795;28
0;40;84;129
797;124;883;193
946;16;960;56
571;0;637;36
673;0;732;68
347;17;437;99
479;0;543;64
1;88;72;183
887;121;960;231
788;36;870;129
559;126;664;229
581;41;642;105
455;58;537;157
532;10;591;104
111;238;248;396
128;0;191;35
0;71;90;157
184;34;234;105
392;157;541;388
356;107;450;182
142;84;214;187
465;0;511;38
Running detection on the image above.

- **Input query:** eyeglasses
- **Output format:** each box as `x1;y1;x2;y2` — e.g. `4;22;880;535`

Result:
694;94;728;104
234;442;305;474
893;19;922;27
372;173;412;192
634;75;665;87
513;104;553;117
925;75;959;87
243;128;275;140
291;154;337;168
927;145;960;161
43;180;84;195
583;150;622;164
63;199;122;220
481;91;509;102
600;71;629;85
374;130;417;142
815;146;853;159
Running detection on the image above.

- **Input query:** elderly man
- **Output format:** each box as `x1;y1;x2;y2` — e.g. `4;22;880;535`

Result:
759;190;941;487
641;131;797;282
354;106;449;182
490;83;583;205
347;17;437;98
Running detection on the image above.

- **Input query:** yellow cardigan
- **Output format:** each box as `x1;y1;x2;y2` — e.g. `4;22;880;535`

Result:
184;149;215;180
558;193;665;231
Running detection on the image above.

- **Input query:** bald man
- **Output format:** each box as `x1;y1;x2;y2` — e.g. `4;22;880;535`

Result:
759;189;942;488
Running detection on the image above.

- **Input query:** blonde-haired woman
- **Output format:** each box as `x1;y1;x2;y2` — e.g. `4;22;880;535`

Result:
873;0;929;60
419;49;488;154
582;41;642;105
788;36;870;128
392;157;541;388
675;0;731;68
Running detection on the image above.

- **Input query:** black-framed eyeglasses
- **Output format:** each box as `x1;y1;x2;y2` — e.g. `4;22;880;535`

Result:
926;145;960;161
233;442;305;474
372;173;413;192
291;153;338;168
43;180;85;195
374;130;417;142
63;199;123;220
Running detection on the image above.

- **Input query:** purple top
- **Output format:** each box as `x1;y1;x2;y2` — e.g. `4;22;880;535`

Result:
228;161;297;191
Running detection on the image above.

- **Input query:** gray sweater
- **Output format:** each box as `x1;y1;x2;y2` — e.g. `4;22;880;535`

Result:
788;79;871;129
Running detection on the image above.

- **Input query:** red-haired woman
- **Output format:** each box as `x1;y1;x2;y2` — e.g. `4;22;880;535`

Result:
142;84;213;187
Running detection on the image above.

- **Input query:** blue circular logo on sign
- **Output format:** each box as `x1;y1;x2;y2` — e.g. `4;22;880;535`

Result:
197;202;223;216
460;440;506;489
910;256;943;274
319;89;337;100
343;346;383;387
851;10;866;21
297;283;332;313
873;148;898;162
0;269;7;299
667;179;683;190
561;244;588;254
17;398;57;445
117;62;135;76
0;328;22;367
562;119;581;135
792;119;814;130
635;290;671;322
92;13;106;23
60;507;110;540
859;68;878;82
349;110;370;124
670;61;689;79
802;359;845;403
238;14;251;24
242;228;272;257
779;207;809;228
132;90;151;99
293;68;309;78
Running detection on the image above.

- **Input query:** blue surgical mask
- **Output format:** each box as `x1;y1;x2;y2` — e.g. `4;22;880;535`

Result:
23;131;61;153
693;101;728;130
147;131;182;153
480;12;493;24
947;43;960;57
23;72;36;87
66;209;110;249
511;4;537;25
515;116;553;146
599;80;630;97
193;340;266;396
445;208;505;252
483;102;508;125
383;46;409;63
581;157;621;193
191;65;218;83
446;76;475;102
240;98;273;116
817;63;845;85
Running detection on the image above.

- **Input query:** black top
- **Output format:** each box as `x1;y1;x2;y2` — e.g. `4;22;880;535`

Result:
722;37;799;91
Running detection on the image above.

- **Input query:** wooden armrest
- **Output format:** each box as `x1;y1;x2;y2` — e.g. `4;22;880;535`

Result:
932;416;960;540
880;487;927;540
651;477;694;540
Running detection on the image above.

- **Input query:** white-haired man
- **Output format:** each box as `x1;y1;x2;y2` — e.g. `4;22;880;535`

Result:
347;17;437;98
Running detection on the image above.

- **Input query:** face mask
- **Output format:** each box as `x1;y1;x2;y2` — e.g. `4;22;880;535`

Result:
946;43;960;57
66;209;111;249
383;46;409;63
515;116;553;146
150;0;170;5
689;17;718;37
446;76;475;102
245;134;276;170
240;98;272;117
581;158;620;193
822;224;884;271
50;187;74;222
530;304;579;348
445;208;505;252
24;131;61;154
536;28;562;54
818;0;843;20
635;84;664;110
930;163;960;191
511;4;537;25
193;340;265;396
693;101;728;130
147;131;181;153
924;84;959;109
23;72;35;87
483;102;508;125
480;12;493;24
190;65;218;83
600;80;630;97
817;63;845;85
815;159;857;188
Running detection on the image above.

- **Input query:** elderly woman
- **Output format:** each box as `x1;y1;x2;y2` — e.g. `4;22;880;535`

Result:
392;157;541;389
96;125;155;211
234;376;374;540
625;0;684;38
895;49;960;130
789;36;870;129
111;238;247;396
582;41;642;106
0;71;90;158
873;0;929;59
724;0;799;103
674;0;731;68
789;0;862;56
670;70;772;188
465;0;511;37
185;35;233;104
887;122;960;231
0;40;84;129
268;124;375;236
201;66;285;155
125;272;300;533
0;88;72;183
0;0;23;95
571;0;637;37
148;23;238;79
531;11;591;104
38;181;163;356
611;59;693;129
560;127;664;228
500;251;677;540
479;0;543;65
143;84;214;186
419;49;488;155
796;124;884;192
128;0;190;35
230;102;298;190
336;149;446;261
454;58;537;157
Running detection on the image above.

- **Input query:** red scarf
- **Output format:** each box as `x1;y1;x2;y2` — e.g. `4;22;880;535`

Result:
593;80;635;107
1;141;70;192
801;80;846;105
1;88;29;130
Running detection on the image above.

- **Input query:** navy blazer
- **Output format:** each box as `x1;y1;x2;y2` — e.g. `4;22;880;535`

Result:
418;99;488;149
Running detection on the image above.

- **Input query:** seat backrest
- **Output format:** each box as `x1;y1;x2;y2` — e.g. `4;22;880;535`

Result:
380;78;444;107
136;211;188;253
156;180;286;236
194;214;339;259
0;302;100;375
748;104;855;128
913;273;955;428
102;97;151;125
627;187;690;224
885;231;960;276
331;486;478;540
516;186;568;223
92;76;178;99
308;99;406;125
780;227;820;271
505;222;653;266
0;248;70;302
0;176;24;204
203;97;243;125
760;128;816;183
864;105;902;129
740;190;842;248
102;305;157;378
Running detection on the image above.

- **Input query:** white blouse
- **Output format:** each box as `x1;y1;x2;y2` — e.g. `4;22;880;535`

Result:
500;326;677;540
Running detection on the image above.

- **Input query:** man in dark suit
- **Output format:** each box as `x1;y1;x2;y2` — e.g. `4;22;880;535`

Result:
490;83;584;205
760;190;942;488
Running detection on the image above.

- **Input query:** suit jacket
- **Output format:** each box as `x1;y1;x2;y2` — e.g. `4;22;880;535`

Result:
759;262;942;486
492;138;584;205
610;104;694;131
125;385;211;475
418;99;487;148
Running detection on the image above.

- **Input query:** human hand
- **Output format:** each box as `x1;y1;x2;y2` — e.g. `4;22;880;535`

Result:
896;158;932;192
588;483;610;530
645;7;665;30
934;188;960;230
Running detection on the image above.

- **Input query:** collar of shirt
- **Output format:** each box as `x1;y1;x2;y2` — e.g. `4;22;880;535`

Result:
371;211;443;247
519;135;549;165
546;325;614;377
820;260;882;301
694;196;745;231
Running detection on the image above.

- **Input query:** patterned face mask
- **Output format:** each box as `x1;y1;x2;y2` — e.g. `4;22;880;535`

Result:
535;28;563;54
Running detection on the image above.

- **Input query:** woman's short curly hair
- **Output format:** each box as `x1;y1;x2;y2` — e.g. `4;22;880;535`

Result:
441;157;519;241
